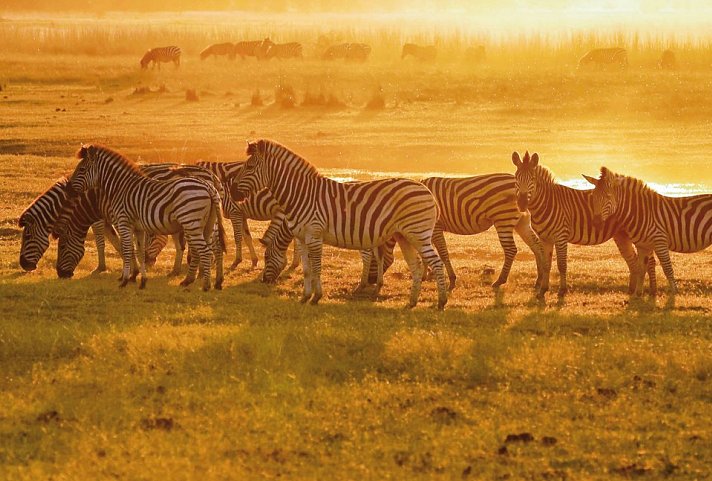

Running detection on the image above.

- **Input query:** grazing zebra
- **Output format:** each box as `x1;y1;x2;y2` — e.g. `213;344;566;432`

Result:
513;151;653;297
658;50;677;70
67;144;225;291
464;45;486;64
52;165;226;284
401;43;437;62
577;48;627;70
259;39;303;60
232;139;448;308
586;167;712;295
18;177;109;273
322;43;371;62
200;42;236;60
140;46;181;70
234;40;264;60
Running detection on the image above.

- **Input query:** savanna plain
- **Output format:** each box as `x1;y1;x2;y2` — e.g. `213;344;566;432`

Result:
0;13;710;480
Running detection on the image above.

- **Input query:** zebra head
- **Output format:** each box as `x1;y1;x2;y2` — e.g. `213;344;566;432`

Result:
260;217;292;283
50;200;83;279
18;211;49;271
231;140;269;202
68;145;99;196
512;151;540;212
586;167;620;227
140;50;152;69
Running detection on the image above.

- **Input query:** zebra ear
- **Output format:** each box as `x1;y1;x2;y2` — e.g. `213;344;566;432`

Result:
246;141;258;156
511;152;522;167
523;151;530;163
582;174;598;186
76;144;88;160
530;153;539;167
18;213;27;227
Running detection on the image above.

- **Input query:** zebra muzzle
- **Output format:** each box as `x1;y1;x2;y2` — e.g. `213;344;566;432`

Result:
19;256;37;271
516;194;528;212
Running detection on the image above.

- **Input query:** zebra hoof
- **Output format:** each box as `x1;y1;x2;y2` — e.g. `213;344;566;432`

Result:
167;269;181;277
92;266;107;275
557;288;567;297
202;284;210;292
180;277;195;287
229;259;242;270
491;280;504;289
215;280;223;290
299;295;311;304
251;259;259;269
139;278;147;289
119;279;129;288
310;297;321;306
405;301;417;309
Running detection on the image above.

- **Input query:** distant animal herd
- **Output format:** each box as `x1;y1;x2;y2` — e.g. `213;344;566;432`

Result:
19;139;711;308
139;40;678;70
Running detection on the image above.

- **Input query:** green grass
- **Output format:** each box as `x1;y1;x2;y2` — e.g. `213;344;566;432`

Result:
1;16;711;479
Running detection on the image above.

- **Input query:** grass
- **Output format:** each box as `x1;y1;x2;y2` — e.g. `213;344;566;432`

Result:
0;13;711;480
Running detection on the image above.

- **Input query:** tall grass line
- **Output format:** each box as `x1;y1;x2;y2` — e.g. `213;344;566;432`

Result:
2;16;712;67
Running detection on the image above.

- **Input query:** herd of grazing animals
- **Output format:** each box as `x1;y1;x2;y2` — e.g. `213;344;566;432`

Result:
19;137;711;308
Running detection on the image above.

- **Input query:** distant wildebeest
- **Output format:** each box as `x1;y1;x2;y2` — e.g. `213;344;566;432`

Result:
200;42;236;60
140;46;181;70
658;49;677;70
322;43;372;62
578;48;628;70
465;45;486;64
401;43;437;62
233;40;264;60
257;39;303;60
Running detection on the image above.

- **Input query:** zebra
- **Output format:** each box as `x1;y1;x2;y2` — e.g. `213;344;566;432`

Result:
140;46;181;70
322;43;371;62
586;167;712;296
231;139;448;308
18;177;109;273
259;39;303;60
67;144;225;291
200;42;236;60
52;165;226;284
234;40;264;60
577;48;627;70
513;151;654;297
658;50;677;70
401;43;437;62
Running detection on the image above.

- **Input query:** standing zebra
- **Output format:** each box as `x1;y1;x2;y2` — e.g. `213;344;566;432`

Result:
140;46;181;70
234;40;265;60
52;166;226;285
513;151;653;297
401;43;437;62
232;139;448;308
322;43;371;62
259;39;303;60
586;167;712;295
577;48;627;70
200;42;236;60
68;144;225;290
19;177;110;273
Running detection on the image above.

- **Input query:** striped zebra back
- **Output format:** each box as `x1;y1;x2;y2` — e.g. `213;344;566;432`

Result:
266;42;303;60
402;43;437;61
140;46;181;68
578;48;627;69
234;40;263;59
590;168;712;253
18;177;72;270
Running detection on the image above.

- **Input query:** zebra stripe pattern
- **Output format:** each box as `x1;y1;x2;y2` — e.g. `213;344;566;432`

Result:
401;43;437;61
587;167;712;295
67;145;225;290
52;163;226;282
232;139;448;308
200;42;236;60
577;48;627;69
513;151;653;297
234;40;264;59
18;177;106;273
140;46;181;70
322;43;372;62
258;40;303;60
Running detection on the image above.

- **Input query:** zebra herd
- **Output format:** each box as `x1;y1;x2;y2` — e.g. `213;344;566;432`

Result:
18;140;712;307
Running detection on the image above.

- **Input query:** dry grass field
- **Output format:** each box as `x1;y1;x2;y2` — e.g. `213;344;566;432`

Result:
0;12;711;480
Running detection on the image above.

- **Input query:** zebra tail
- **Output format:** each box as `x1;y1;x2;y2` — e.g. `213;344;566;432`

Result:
211;190;228;254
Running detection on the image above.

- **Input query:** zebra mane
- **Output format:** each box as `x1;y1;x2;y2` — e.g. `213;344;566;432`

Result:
18;176;70;226
76;144;144;176
249;139;320;177
534;163;558;185
600;167;651;194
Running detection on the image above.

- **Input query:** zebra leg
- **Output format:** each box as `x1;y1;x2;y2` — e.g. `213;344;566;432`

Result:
432;226;456;290
299;240;314;303
646;254;657;295
653;238;677;295
180;234;201;288
117;221;134;287
229;210;243;269
513;214;545;291
289;239;301;270
91;221;107;273
492;222;518;289
373;245;385;299
241;219;259;269
200;219;215;291
356;249;372;293
169;233;184;276
307;241;324;305
413;237;448;309
213;223;224;290
632;245;652;297
538;241;554;298
396;237;424;308
612;232;641;294
555;240;568;296
135;229;148;289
